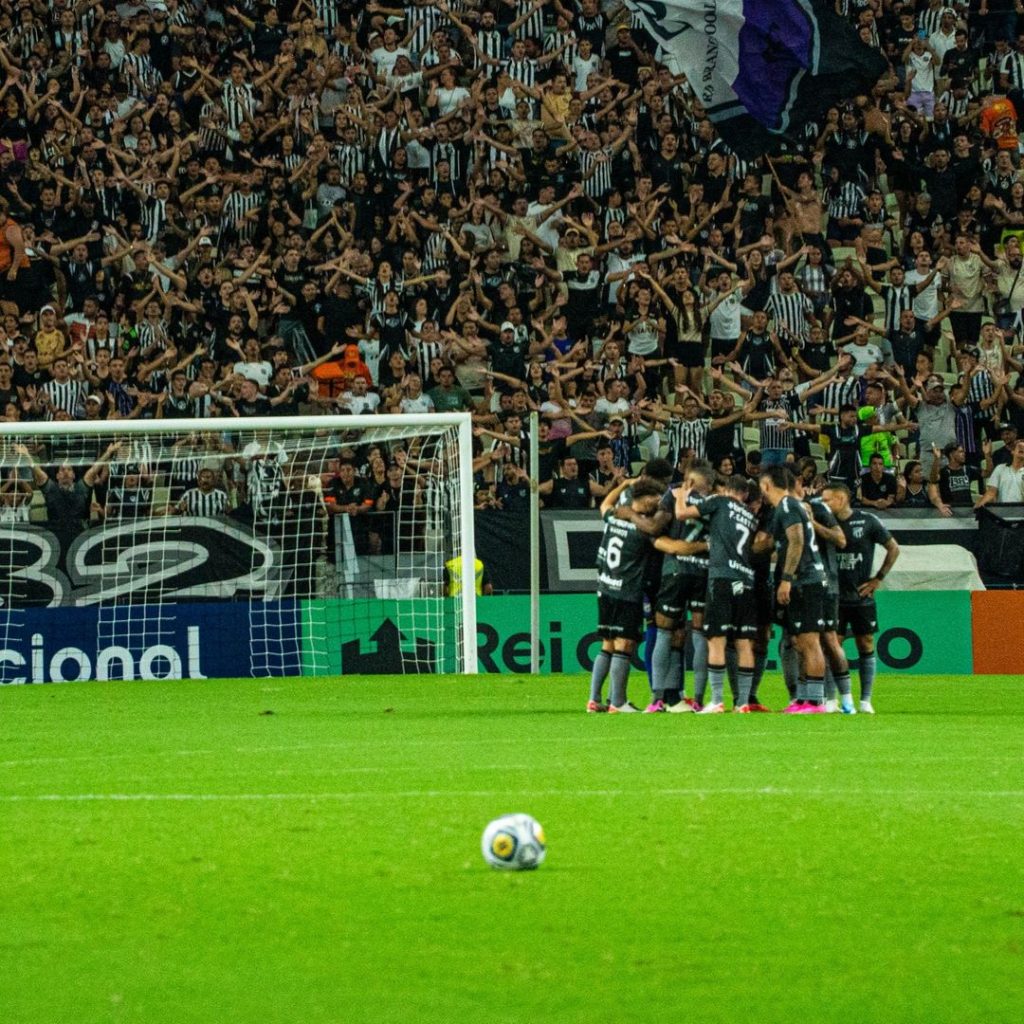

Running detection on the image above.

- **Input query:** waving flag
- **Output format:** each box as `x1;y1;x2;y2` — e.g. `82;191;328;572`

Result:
625;0;886;158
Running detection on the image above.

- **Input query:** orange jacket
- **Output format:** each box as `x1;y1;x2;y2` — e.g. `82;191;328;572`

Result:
311;347;373;396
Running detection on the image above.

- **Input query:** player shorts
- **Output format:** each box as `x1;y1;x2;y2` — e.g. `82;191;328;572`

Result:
753;572;774;628
838;601;878;638
655;571;707;619
775;582;827;636
597;594;645;642
822;592;840;633
703;578;758;639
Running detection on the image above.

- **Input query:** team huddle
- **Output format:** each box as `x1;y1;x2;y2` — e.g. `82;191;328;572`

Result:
589;459;900;715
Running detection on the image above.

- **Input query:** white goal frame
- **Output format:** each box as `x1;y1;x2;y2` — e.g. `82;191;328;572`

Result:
2;413;479;675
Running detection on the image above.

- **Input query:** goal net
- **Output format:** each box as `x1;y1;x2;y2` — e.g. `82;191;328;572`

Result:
0;414;477;684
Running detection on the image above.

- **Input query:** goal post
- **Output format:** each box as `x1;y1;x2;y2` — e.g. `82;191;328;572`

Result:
0;413;478;682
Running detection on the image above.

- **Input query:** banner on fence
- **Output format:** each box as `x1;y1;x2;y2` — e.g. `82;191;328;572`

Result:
299;592;972;677
972;591;1024;674
0;591;975;683
0;602;300;684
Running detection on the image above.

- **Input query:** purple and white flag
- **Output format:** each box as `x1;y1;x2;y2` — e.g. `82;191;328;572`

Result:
625;0;886;157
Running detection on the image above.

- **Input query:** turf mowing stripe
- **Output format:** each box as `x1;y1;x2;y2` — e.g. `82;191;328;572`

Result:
2;787;1022;802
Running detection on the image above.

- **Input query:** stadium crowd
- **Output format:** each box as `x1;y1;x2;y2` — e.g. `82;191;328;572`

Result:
1;0;1024;534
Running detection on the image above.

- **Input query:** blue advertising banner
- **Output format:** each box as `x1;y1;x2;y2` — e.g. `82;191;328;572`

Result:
0;601;302;684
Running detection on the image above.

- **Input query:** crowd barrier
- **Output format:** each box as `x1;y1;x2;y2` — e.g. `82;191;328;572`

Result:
474;508;1024;593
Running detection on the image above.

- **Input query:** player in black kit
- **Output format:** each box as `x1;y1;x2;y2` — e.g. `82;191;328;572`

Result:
589;477;667;713
647;461;714;712
756;465;829;713
822;483;901;714
802;480;858;714
674;473;761;713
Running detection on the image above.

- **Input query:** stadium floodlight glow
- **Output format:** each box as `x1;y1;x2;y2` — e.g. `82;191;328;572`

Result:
0;414;477;681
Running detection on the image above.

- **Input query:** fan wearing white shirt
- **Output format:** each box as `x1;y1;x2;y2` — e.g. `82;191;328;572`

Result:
572;39;600;93
339;376;382;415
837;325;885;377
396;373;436;414
369;27;411;75
975;440;1024;506
232;338;273;388
594;379;632;419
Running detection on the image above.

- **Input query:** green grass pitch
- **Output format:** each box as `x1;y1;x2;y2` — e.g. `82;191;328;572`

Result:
1;674;1022;1024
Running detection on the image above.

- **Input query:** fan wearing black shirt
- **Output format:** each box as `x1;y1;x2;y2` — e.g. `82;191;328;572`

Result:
732;172;774;246
539;456;592;509
858;454;899;509
0;361;17;410
561;252;603;341
229;377;273;417
928;440;986;514
324;461;375;554
266;364;310;416
496;461;531;512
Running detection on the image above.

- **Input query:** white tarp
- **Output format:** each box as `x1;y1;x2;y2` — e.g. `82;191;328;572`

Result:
875;544;984;592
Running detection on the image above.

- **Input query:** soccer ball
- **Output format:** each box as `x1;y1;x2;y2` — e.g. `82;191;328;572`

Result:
481;814;546;871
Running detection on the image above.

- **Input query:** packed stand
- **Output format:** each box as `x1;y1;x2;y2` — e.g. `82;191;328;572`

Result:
2;0;1024;542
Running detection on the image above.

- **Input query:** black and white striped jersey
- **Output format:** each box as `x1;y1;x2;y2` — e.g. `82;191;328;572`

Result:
405;1;441;57
221;187;263;241
139;196;168;244
758;396;798;451
42;377;86;418
827;180;866;220
430;141;463;185
964;368;995;417
138;319;171;353
334;142;368;187
666;415;712;462
197;101;229;156
85;335;118;362
577;147;613;198
819;376;861;412
312;0;345;34
796;262;834;304
916;4;944;36
473;28;503;68
221;81;257;131
878;282;915;333
546;29;577;68
411;337;444;377
512;0;545;40
503;57;538;88
765;290;814;342
179;487;229;517
122;50;160;97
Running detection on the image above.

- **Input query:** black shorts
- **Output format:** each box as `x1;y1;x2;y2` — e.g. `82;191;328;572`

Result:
775;582;827;636
597;594;645;641
655;571;707;619
753;577;774;628
710;337;737;361
703;578;758;639
838;600;878;638
823;593;840;633
667;339;706;368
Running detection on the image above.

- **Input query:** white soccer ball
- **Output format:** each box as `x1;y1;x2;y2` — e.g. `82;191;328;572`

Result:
481;813;547;871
